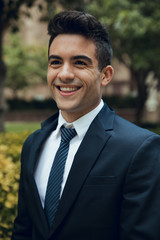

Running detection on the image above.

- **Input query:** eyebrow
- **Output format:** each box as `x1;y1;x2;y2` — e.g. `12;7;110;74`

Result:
48;54;93;64
71;55;93;64
48;55;61;61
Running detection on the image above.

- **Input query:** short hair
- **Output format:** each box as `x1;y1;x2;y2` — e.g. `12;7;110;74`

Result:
48;10;113;71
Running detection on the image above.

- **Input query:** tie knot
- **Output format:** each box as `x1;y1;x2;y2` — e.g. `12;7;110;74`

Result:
61;127;77;143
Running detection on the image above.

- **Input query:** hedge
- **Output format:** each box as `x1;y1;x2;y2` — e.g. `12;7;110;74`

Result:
7;95;137;111
0;131;31;240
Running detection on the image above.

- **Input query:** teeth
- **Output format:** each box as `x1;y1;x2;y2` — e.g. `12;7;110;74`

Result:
60;87;78;91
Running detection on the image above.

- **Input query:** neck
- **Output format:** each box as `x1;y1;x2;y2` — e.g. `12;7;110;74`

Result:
61;100;102;123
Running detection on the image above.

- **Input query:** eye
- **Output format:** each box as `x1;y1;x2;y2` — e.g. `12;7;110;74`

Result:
48;58;62;68
75;60;87;66
49;60;61;66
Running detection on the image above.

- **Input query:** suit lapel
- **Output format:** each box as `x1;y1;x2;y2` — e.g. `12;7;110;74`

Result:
49;104;115;236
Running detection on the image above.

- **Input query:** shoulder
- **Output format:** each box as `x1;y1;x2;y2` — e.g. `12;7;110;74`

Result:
112;114;160;153
22;112;59;151
98;103;159;140
114;114;157;138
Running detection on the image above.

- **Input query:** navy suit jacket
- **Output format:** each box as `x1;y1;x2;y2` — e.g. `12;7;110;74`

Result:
12;104;160;240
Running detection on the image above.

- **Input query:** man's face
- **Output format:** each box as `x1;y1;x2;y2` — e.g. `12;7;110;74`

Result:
47;34;112;122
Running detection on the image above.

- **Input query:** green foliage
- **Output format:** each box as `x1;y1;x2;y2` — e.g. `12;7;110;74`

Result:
4;33;48;95
0;131;32;239
87;0;160;73
87;0;160;121
0;0;39;133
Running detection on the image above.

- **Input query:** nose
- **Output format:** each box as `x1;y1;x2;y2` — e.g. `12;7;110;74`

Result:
57;64;75;82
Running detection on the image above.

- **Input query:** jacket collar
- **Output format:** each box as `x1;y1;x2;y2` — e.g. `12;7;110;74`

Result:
41;111;59;130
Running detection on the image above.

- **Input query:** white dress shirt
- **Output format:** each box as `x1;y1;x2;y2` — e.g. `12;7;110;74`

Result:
34;100;104;207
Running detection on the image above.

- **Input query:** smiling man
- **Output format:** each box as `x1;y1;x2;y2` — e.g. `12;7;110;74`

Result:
47;33;113;122
12;10;160;240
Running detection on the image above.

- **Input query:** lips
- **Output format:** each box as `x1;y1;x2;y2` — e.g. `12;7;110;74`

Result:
56;85;81;96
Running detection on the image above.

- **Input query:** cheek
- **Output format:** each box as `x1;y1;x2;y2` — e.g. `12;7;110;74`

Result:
47;70;56;85
88;75;101;90
47;76;52;88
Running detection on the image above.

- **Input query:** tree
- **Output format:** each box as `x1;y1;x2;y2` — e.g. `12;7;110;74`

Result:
0;0;87;132
87;0;160;123
0;0;39;132
4;33;48;97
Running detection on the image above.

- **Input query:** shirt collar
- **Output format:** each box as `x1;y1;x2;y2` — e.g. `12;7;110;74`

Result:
54;100;104;139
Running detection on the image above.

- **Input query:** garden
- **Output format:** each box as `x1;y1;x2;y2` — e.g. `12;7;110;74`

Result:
0;123;38;240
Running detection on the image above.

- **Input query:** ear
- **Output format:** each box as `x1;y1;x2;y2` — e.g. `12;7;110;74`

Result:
101;65;114;87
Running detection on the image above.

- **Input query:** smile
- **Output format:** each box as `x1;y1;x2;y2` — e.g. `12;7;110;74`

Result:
56;85;81;92
56;85;82;96
59;87;79;92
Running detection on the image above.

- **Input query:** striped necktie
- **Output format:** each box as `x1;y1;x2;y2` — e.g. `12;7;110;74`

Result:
45;126;77;228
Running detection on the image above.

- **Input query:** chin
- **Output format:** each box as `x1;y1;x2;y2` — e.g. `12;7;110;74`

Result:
57;101;77;110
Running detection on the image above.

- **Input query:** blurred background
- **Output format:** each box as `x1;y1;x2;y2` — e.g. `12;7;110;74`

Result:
0;0;160;238
0;0;160;132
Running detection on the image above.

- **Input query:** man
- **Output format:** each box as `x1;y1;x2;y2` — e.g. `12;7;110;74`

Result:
12;10;160;240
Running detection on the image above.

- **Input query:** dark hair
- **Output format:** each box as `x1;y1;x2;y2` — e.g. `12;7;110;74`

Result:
48;10;113;71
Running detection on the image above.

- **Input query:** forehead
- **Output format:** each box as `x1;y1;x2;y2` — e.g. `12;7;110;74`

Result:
49;34;97;58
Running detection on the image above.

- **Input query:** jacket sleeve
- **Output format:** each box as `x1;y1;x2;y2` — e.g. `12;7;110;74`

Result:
120;134;160;239
11;145;32;240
